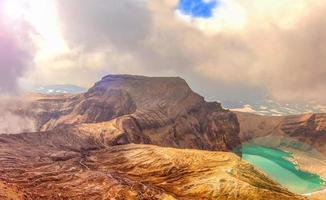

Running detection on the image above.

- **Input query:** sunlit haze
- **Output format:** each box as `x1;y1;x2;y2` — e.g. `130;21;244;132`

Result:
1;0;326;109
4;0;68;58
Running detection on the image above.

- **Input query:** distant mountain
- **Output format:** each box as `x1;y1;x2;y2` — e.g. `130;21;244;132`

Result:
33;84;87;94
222;99;326;116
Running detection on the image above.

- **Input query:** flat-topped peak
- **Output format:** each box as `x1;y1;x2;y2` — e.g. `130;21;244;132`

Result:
90;74;196;109
101;74;185;82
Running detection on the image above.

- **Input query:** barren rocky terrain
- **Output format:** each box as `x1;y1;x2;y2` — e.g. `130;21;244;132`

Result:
0;75;320;199
0;132;305;200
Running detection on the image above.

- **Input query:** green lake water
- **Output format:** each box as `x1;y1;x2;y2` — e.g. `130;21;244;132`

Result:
241;145;326;194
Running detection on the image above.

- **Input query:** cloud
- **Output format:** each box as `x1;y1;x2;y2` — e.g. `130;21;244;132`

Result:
0;97;36;133
56;0;151;51
0;0;35;93
31;0;326;104
0;110;36;134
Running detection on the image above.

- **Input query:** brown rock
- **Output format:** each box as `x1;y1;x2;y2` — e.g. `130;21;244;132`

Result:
6;75;241;152
236;112;326;155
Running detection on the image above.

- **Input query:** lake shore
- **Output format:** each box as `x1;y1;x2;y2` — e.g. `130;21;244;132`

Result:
242;145;326;194
303;188;326;200
282;147;326;181
303;188;326;196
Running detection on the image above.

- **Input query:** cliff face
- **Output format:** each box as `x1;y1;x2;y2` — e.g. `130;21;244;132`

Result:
0;131;304;200
280;113;326;154
11;75;240;151
236;112;326;180
236;112;326;155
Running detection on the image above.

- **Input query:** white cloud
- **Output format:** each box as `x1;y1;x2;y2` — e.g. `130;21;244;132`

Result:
17;0;326;105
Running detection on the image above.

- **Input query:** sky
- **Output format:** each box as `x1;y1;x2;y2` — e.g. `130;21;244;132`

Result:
1;0;326;106
178;0;218;18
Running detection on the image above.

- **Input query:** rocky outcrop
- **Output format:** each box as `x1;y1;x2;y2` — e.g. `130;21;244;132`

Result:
280;113;326;154
0;130;305;200
236;112;326;155
7;75;240;151
236;112;326;180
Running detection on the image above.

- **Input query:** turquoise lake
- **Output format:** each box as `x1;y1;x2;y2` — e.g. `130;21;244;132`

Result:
241;145;326;194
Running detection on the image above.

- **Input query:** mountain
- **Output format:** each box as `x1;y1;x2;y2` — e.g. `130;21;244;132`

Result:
11;75;241;151
33;84;87;94
223;99;326;116
0;74;317;199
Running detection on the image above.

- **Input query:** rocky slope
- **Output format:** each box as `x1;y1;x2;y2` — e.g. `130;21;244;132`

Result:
236;112;326;179
236;112;326;155
5;75;240;151
309;190;326;200
0;130;305;200
226;99;326;116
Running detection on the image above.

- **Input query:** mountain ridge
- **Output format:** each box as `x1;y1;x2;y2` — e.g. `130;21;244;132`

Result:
0;74;319;199
7;74;240;151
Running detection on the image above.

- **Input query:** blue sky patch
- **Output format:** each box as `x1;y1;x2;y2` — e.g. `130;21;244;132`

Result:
178;0;218;18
